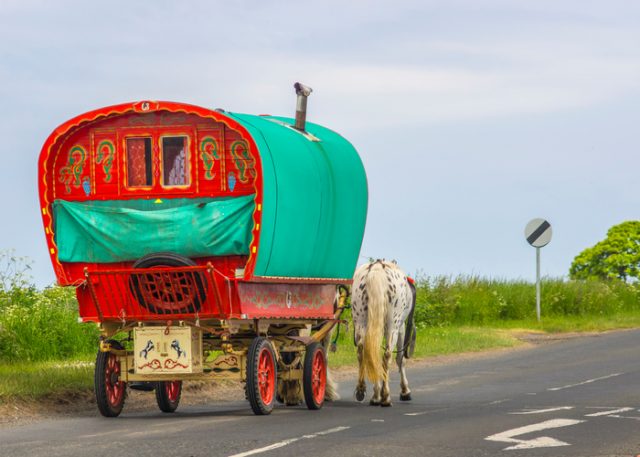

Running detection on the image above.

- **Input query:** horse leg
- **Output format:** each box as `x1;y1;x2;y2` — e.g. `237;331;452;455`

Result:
325;368;339;401
396;326;411;401
354;336;367;402
380;345;393;406
370;380;382;406
320;329;340;401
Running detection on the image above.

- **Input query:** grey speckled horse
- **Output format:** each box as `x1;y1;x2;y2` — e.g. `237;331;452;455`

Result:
351;260;416;406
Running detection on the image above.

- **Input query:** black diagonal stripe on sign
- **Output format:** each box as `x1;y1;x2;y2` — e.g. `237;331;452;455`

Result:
527;221;551;245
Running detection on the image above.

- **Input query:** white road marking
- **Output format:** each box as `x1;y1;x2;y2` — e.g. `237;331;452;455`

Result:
404;407;451;416
488;399;511;405
227;426;350;457
371;419;385;422
510;407;573;415
485;419;585;450
79;429;130;439
586;407;634;417
547;373;623;391
608;415;640;420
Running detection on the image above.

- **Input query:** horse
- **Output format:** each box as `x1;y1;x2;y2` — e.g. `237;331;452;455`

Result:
171;339;187;359
351;259;416;406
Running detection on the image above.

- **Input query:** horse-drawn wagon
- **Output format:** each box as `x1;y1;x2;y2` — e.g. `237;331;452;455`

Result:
38;85;368;416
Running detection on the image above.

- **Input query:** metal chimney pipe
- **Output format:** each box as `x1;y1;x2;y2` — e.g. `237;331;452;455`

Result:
294;82;313;131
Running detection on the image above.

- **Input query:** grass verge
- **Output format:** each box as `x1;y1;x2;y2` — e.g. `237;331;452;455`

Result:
0;361;93;402
328;326;520;367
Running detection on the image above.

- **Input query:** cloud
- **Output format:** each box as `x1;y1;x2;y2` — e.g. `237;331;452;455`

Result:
2;1;640;133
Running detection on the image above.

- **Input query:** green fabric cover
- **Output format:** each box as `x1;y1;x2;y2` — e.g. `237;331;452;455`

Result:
53;195;255;263
228;114;368;280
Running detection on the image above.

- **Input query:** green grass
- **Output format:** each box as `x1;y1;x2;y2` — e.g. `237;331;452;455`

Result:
414;276;640;326
328;326;520;367
488;311;640;333
0;360;94;401
0;286;99;363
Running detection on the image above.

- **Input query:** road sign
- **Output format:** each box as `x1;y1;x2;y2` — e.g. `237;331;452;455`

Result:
525;218;552;247
525;218;552;322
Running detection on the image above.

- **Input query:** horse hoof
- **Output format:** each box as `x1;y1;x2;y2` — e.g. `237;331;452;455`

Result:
400;393;412;401
369;399;381;406
381;401;392;407
355;391;365;402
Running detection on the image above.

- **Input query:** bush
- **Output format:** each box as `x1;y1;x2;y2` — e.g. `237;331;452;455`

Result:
413;275;640;328
0;284;99;363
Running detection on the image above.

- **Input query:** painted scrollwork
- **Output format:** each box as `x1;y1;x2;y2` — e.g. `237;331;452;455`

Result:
58;145;86;193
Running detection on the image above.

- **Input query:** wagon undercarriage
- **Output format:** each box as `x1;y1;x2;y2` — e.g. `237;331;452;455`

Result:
94;297;344;417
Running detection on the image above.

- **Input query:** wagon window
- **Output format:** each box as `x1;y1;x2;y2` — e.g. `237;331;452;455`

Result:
126;137;152;187
162;136;189;187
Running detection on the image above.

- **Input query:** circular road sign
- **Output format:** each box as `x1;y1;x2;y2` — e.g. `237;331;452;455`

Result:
525;218;552;248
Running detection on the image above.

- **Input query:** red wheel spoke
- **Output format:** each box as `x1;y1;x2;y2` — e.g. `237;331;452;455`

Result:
309;349;326;405
104;353;124;408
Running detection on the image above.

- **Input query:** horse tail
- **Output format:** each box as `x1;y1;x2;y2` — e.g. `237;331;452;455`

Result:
362;263;387;382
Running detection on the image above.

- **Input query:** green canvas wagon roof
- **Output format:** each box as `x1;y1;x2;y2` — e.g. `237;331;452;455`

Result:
229;113;368;281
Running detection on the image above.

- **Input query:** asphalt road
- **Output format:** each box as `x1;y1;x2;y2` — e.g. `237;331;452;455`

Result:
2;329;640;457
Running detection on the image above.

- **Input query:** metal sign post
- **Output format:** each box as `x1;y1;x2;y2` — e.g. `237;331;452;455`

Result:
525;218;552;322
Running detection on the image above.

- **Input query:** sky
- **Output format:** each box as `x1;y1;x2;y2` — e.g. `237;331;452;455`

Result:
1;0;639;287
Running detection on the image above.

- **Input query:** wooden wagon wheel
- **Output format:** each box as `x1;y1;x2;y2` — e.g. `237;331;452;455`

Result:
95;340;126;417
303;342;327;410
246;337;277;415
155;380;182;413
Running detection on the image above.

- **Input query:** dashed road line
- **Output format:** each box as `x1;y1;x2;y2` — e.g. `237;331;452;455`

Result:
547;373;623;391
586;407;634;417
510;407;573;415
227;426;350;457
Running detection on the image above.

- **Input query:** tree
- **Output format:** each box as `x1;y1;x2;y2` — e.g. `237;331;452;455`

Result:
569;221;640;281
